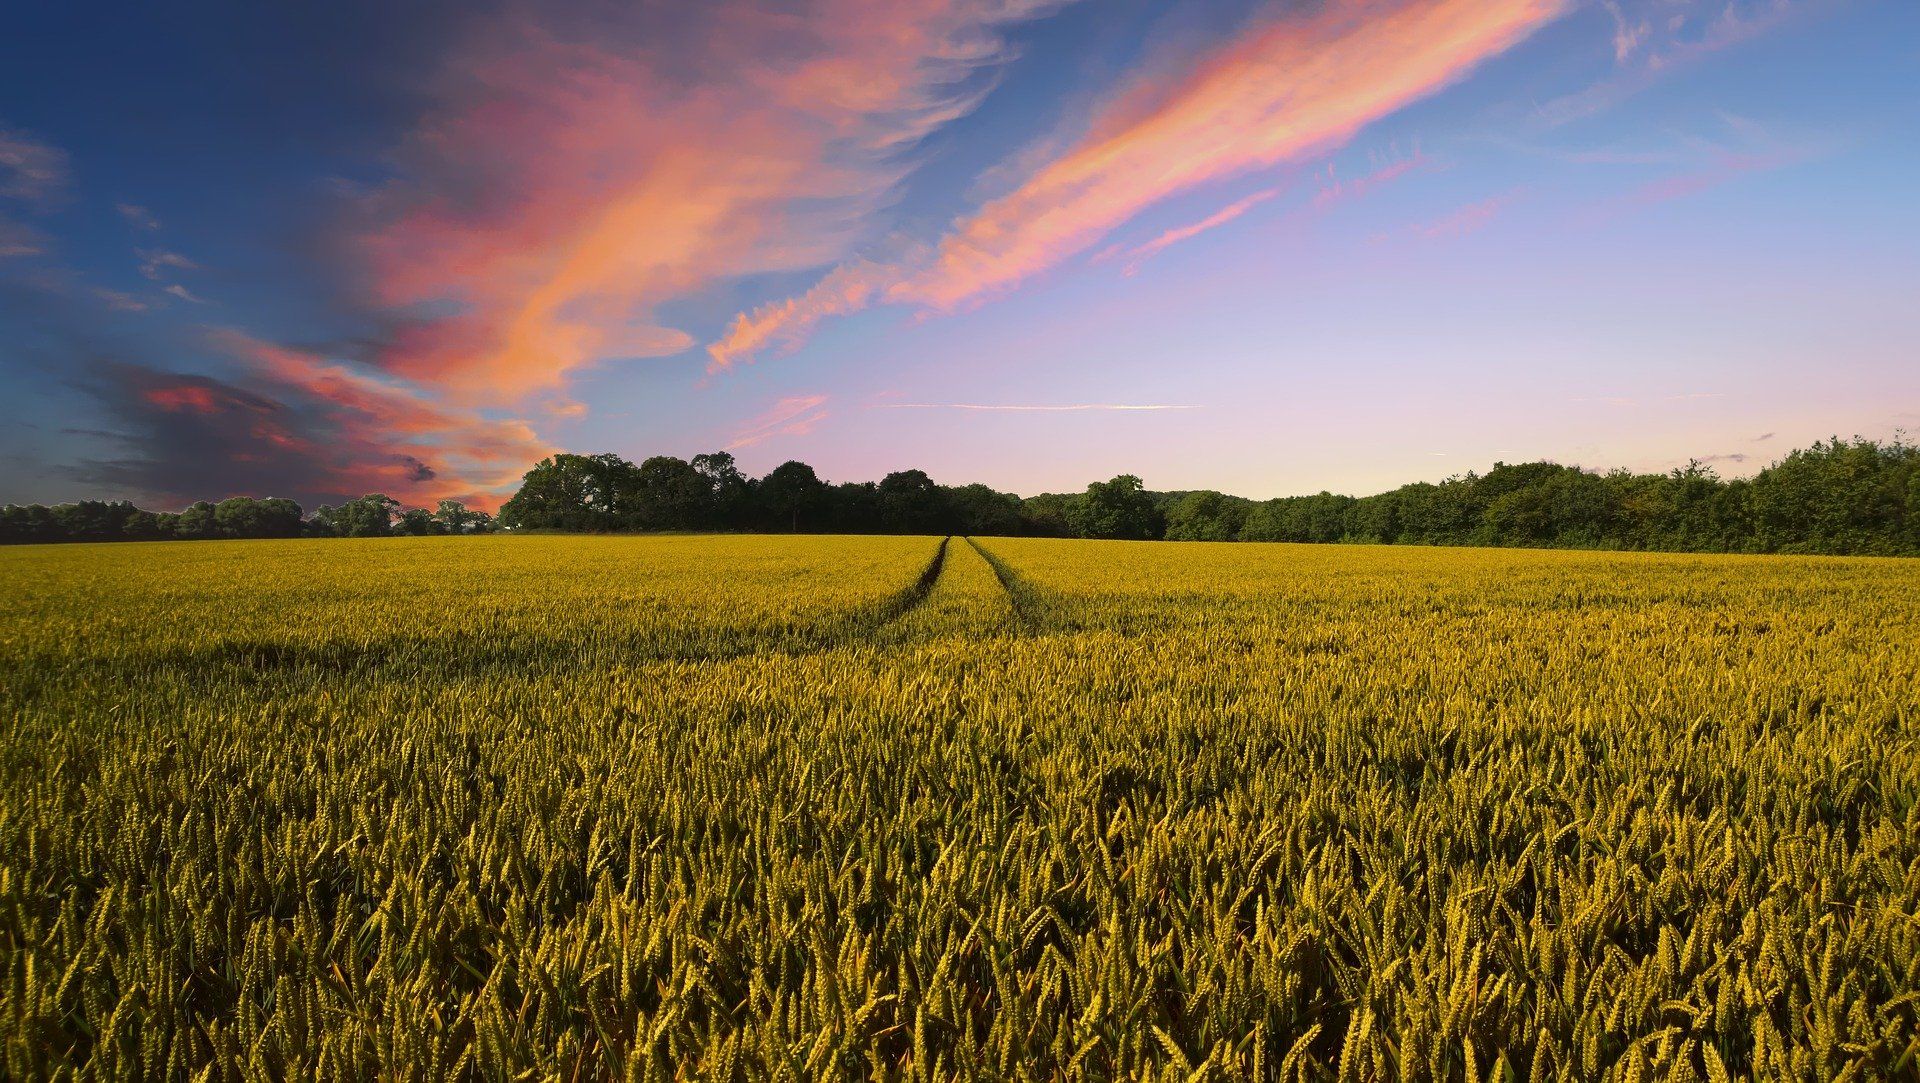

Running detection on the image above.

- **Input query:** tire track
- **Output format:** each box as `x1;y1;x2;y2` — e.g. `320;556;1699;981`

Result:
874;535;950;629
963;536;1045;630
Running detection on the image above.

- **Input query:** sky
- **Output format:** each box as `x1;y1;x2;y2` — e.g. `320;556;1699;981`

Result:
1;0;1915;511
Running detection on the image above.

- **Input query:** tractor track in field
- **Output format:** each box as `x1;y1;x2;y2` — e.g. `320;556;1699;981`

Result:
964;537;1044;630
94;536;977;690
106;537;960;687
874;535;950;629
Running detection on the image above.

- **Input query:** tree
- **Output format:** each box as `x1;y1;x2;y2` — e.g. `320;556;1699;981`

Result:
634;455;712;530
500;454;633;531
316;494;400;538
1165;491;1247;541
760;461;827;533
433;499;493;534
947;484;1026;537
212;496;304;539
878;469;949;534
1750;436;1918;554
693;452;754;528
394;507;445;536
175;501;218;540
1020;493;1080;538
825;482;881;534
1071;475;1162;540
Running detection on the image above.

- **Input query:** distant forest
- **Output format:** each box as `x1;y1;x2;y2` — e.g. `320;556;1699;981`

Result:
4;436;1917;556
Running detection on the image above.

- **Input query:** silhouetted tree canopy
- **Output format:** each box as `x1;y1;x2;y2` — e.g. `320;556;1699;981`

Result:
7;436;1919;556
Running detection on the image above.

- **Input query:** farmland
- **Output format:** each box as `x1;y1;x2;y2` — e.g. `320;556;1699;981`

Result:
2;536;1916;1079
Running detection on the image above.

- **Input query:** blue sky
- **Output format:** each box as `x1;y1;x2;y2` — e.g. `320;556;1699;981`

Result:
1;0;1915;509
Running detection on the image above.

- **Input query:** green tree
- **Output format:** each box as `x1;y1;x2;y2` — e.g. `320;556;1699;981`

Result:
878;470;948;534
500;454;636;530
760;461;827;533
692;452;754;528
393;507;444;536
316;495;399;538
946;484;1026;537
175;501;218;539
1165;491;1247;541
433;499;483;534
634;456;711;530
1071;475;1162;540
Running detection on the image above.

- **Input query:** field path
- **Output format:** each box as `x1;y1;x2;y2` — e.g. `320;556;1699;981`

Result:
964;536;1044;629
874;535;950;629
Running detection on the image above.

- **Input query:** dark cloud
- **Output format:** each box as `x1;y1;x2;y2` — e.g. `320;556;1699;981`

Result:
1697;452;1748;465
1753;432;1774;442
0;274;516;510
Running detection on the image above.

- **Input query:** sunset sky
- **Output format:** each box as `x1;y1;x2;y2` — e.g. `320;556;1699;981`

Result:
2;0;1915;511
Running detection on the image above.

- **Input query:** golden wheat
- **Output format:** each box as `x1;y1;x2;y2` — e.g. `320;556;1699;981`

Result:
1;535;1914;1080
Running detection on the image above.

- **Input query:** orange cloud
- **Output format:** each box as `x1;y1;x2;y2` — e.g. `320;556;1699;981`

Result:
710;0;1563;363
361;1;1063;403
728;394;830;449
707;257;896;373
1101;186;1284;274
896;0;1565;310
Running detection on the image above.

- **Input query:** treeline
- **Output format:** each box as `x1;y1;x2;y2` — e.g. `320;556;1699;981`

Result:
0;495;496;544
499;437;1920;556
6;436;1917;555
1156;436;1920;556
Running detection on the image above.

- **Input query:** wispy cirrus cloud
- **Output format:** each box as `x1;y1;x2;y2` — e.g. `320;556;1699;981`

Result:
359;0;1069;402
710;0;1566;366
893;0;1565;311
1537;0;1816;127
116;203;160;230
1097;186;1285;274
708;256;903;373
1578;112;1826;224
137;248;197;282
728;393;831;449
1403;188;1523;239
0;126;69;206
871;401;1201;412
0;216;46;259
1309;146;1434;213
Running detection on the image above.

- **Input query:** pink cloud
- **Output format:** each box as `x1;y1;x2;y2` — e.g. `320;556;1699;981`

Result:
210;330;554;508
707;256;899;373
894;0;1565;311
1100;186;1285;274
142;384;232;415
359;1;1065;402
709;0;1565;361
870;402;1200;412
1405;188;1522;239
1309;146;1434;212
728;394;831;449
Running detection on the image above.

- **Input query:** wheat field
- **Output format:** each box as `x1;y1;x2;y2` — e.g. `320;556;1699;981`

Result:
1;535;1915;1080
